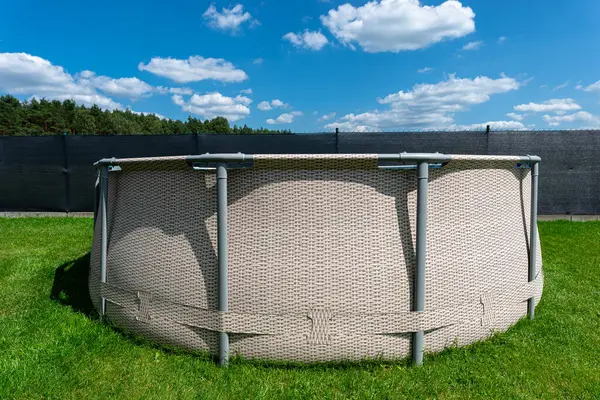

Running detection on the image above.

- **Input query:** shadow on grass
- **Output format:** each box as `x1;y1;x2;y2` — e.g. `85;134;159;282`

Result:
50;252;98;318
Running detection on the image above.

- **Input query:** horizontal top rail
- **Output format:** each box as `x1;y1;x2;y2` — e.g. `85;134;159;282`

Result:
94;153;541;168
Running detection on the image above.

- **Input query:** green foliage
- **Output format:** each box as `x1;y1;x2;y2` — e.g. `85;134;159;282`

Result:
0;219;600;399
0;95;292;136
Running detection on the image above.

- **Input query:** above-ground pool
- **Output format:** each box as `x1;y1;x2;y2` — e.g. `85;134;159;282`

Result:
89;153;542;365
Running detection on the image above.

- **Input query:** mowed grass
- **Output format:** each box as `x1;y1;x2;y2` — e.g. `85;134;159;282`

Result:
0;218;599;399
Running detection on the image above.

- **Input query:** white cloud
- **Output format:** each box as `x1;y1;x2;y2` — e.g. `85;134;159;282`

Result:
233;94;253;105
514;98;581;113
457;120;526;130
257;101;272;111
579;80;600;92
497;36;507;44
257;99;289;111
553;81;569;91
462;40;483;51
77;71;154;98
542;111;600;127
283;30;329;50
129;110;168;120
80;72;194;99
417;67;433;73
325;121;375;132
252;57;264;65
271;99;287;108
506;112;525;121
325;111;447;131
138;56;248;83
318;112;336;121
487;121;525;130
172;94;186;106
0;52;233;114
378;74;518;105
0;52;76;94
320;0;475;53
325;74;520;131
172;92;251;121
203;4;256;32
240;88;252;95
42;93;123;110
266;111;303;125
0;52;123;110
79;70;95;79
164;87;194;95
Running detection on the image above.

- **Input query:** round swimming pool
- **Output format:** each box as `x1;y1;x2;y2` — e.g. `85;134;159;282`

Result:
89;153;542;365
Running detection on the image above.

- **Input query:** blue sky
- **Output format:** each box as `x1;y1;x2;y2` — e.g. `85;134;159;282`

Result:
2;0;600;131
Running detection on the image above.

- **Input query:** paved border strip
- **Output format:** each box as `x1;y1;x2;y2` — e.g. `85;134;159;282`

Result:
0;212;94;218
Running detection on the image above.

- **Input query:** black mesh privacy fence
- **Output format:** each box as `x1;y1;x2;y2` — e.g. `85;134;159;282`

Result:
0;131;598;214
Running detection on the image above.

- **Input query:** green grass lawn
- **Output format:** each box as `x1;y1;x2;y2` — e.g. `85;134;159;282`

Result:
0;218;599;399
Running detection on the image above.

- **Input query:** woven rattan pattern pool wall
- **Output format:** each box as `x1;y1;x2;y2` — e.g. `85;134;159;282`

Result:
89;154;543;362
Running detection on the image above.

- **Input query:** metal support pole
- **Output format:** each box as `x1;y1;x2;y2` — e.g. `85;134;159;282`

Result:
528;162;539;319
99;166;109;317
93;170;100;225
412;161;428;366
216;163;229;366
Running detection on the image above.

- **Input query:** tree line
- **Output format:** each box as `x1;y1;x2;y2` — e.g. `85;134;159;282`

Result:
0;95;292;135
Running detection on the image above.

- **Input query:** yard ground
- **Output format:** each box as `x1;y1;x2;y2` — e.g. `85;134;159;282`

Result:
0;218;599;399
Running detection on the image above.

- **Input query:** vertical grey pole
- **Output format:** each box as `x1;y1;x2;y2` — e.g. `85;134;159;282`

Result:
216;163;229;365
99;166;109;317
528;162;539;319
412;161;428;366
93;170;99;225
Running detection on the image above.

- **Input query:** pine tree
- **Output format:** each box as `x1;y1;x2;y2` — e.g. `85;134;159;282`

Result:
0;97;291;136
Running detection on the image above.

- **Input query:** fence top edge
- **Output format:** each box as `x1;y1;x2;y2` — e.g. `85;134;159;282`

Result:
2;128;600;138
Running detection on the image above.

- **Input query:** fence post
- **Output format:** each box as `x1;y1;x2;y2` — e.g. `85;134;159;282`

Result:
99;165;109;317
335;127;339;153
412;161;428;366
62;132;70;213
528;161;539;319
485;125;491;156
216;163;229;365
